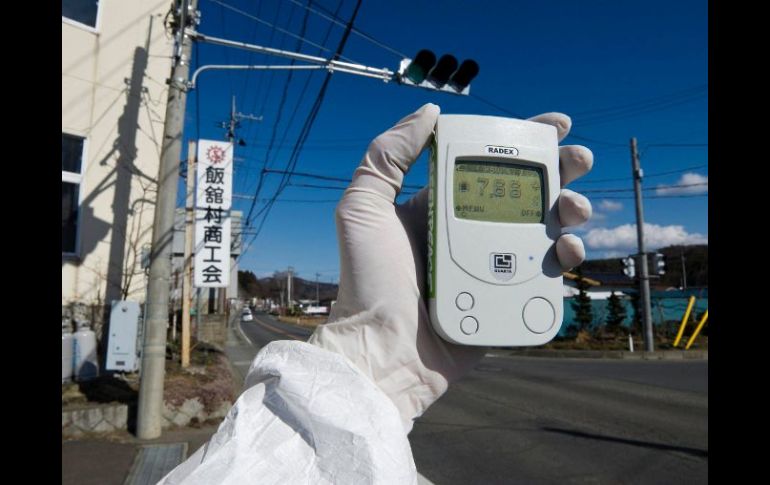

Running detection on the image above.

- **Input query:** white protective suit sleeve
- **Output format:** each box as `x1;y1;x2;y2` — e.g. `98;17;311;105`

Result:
158;104;593;484
158;340;418;485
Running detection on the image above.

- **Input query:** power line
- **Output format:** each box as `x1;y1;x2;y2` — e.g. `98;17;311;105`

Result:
236;0;264;110
262;0;362;208
598;194;707;200
233;193;339;203
570;84;706;117
207;0;357;63
468;92;626;148
468;92;526;118
575;93;707;127
248;0;345;204
643;164;708;179
571;84;707;120
240;3;300;195
282;181;417;194
645;143;708;148
239;0;294;192
240;0;363;261
262;168;423;189
640;143;708;157
284;182;349;190
218;0;236;96
252;1;313;199
571;164;708;186
579;182;707;194
284;0;407;58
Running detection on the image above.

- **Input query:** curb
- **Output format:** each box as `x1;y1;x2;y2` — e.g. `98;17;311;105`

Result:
491;349;708;360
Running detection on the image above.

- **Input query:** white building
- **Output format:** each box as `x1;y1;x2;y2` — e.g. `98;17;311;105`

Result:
62;1;173;310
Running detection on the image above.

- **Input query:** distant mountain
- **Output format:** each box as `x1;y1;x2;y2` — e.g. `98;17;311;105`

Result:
238;270;338;302
579;244;707;288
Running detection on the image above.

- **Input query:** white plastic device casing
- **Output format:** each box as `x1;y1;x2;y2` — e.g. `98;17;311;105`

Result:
427;115;563;346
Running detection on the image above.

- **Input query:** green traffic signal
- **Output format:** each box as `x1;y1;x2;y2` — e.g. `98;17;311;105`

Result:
404;49;436;84
399;50;479;94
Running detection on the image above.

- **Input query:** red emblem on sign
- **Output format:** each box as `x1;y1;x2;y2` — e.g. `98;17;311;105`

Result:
206;145;226;164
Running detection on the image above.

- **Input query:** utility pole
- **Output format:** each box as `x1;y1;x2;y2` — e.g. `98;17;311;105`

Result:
217;96;261;316
680;248;688;289
181;141;195;368
315;272;320;304
287;266;294;312
221;95;263;144
630;137;654;352
137;0;198;440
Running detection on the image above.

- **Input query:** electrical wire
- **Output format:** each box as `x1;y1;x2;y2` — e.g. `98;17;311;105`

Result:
469;92;626;148
571;84;706;118
249;1;313;200
246;0;345;202
571;164;709;186
579;182;707;194
263;168;423;189
597;194;707;200
284;0;407;58
239;0;363;261
207;0;358;63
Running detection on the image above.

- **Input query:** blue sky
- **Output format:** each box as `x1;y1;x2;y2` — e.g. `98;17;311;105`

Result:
181;0;708;282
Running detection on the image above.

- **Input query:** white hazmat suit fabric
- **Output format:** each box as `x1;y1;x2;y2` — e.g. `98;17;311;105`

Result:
158;103;593;484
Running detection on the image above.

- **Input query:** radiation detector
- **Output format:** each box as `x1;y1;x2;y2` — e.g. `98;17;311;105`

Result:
427;114;564;346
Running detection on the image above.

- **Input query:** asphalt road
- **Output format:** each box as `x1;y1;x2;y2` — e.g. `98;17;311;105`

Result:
239;311;313;345
238;312;708;484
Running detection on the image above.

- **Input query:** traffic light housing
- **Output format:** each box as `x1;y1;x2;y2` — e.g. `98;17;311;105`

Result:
397;50;479;95
654;253;666;275
621;256;636;278
449;59;480;91
427;54;458;88
402;49;435;84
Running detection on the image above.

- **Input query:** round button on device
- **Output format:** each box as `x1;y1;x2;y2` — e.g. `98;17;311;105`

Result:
455;292;474;311
460;316;479;335
522;297;555;334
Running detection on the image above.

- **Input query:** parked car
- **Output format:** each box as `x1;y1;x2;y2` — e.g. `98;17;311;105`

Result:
241;308;254;322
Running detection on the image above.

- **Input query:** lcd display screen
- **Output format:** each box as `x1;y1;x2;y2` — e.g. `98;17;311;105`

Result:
453;160;544;223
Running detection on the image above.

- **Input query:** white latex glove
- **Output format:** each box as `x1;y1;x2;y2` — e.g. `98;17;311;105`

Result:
308;103;593;433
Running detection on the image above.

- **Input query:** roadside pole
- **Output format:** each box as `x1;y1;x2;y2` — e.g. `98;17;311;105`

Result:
182;141;195;368
137;0;198;440
630;137;654;352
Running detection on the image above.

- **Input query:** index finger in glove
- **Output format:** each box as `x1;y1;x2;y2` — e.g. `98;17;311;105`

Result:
348;103;440;203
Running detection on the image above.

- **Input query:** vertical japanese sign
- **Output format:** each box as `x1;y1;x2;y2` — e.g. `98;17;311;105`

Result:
194;140;233;288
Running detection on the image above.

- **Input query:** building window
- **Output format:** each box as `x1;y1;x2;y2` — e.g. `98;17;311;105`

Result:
62;134;85;255
62;0;100;28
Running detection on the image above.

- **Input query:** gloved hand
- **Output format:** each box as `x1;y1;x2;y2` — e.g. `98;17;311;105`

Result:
308;103;593;433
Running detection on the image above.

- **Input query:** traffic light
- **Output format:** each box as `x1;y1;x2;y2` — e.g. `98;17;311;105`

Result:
654;253;666;275
427;54;458;88
402;49;436;84
449;59;480;91
397;50;479;95
621;256;636;278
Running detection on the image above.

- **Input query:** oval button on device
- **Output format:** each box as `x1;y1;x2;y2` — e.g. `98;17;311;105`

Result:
455;292;474;311
460;316;479;335
522;298;555;334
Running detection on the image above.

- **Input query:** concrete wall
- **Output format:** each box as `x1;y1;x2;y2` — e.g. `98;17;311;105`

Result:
196;314;227;348
62;0;173;306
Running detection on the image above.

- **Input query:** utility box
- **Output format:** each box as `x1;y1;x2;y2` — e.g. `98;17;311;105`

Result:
106;301;140;372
